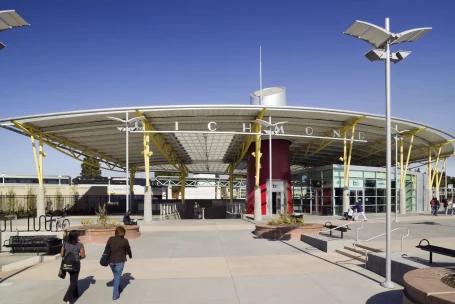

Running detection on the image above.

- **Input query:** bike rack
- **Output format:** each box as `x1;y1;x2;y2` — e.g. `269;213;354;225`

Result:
0;218;13;232
27;215;56;232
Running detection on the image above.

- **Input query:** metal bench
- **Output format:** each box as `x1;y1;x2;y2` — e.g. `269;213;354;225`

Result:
323;221;350;239
416;239;455;264
3;235;62;254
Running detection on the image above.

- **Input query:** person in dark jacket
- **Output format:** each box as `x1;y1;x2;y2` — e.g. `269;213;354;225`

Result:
434;198;440;216
354;200;367;221
106;226;132;300
122;210;137;225
61;231;86;304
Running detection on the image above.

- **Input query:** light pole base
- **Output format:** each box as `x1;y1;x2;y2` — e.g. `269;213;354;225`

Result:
380;280;395;289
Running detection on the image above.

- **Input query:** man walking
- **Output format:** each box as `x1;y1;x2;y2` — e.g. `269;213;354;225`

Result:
354;200;367;221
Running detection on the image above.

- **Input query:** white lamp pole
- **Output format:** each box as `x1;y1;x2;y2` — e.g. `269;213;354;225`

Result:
269;116;272;217
126;111;129;212
2;173;4;185
344;17;431;289
58;175;62;186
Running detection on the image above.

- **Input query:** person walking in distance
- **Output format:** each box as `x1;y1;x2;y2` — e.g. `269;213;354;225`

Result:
354;200;367;221
107;226;132;300
443;197;449;216
430;198;435;215
434;198;440;216
61;231;86;304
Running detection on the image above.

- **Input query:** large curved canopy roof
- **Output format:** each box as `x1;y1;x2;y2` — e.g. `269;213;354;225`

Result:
1;105;454;175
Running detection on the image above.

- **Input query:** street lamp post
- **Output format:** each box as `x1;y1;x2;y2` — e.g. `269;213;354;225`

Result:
254;117;288;217
58;175;62;186
1;173;4;185
344;18;431;289
107;114;145;212
108;177;111;204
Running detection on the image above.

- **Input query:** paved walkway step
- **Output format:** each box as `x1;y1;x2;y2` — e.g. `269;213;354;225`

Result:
356;243;383;252
335;248;366;263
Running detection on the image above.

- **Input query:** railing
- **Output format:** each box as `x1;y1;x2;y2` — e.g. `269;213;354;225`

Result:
0;217;14;232
317;221;365;241
353;227;410;261
159;203;181;220
226;203;245;215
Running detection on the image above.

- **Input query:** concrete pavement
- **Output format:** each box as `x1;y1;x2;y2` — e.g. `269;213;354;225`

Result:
0;219;403;304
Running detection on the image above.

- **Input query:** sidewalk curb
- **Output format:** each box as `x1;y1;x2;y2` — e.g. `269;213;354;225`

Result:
0;254;60;272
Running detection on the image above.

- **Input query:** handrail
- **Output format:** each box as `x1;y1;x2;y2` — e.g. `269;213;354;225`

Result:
27;215;56;232
0;218;12;232
317;221;365;241
353;227;410;261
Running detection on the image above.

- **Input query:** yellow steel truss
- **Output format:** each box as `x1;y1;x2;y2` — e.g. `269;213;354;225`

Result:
354;127;426;161
229;167;234;203
135;110;188;174
303;115;365;162
12;121;125;172
226;108;266;174
409;139;455;161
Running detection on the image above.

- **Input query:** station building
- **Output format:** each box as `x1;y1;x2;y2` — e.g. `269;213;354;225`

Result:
1;87;454;219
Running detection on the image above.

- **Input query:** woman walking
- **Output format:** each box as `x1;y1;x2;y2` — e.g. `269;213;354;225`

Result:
107;226;132;300
61;231;86;304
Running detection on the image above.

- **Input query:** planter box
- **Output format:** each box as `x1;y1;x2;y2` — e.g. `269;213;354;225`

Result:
66;225;141;245
255;224;324;241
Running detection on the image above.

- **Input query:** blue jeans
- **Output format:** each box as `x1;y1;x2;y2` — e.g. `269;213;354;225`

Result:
110;262;124;299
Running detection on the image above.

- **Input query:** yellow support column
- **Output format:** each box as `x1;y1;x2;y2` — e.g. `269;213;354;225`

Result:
342;131;349;214
30;131;46;219
427;149;433;212
137;113;153;222
399;134;416;215
253;123;263;220
180;169;186;203
229;168;234;203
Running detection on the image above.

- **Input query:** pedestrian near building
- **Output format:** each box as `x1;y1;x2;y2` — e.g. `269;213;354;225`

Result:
430;198;435;215
106;226;132;301
434;198;440;216
354;200;367;221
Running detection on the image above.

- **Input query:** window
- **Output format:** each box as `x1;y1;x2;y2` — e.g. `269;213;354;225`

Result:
334;169;343;177
349;170;364;178
376;172;386;179
364;171;376;179
377;189;385;196
335;188;343;197
365;179;376;187
365;197;376;205
323;170;333;178
365;188;375;196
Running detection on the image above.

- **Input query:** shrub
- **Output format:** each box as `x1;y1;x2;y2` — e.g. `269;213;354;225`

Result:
268;214;305;226
26;188;37;212
56;190;64;211
95;204;110;227
81;218;94;227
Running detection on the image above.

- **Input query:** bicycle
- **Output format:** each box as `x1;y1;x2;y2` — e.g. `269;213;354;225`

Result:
55;215;71;231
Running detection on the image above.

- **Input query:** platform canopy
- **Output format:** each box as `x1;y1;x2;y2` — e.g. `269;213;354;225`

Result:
1;105;454;175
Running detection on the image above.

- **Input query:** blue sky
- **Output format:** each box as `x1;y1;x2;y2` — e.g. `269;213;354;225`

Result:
0;0;454;178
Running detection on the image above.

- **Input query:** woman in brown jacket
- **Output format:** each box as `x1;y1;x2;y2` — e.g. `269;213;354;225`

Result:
107;226;132;300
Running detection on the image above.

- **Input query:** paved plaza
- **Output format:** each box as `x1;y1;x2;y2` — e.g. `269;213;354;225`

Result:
0;218;406;304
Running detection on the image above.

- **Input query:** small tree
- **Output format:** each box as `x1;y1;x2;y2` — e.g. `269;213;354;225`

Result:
71;184;80;210
26;188;37;212
56;189;64;211
7;188;17;214
80;156;102;178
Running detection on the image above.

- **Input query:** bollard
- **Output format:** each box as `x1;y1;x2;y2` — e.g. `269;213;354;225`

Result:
201;208;205;220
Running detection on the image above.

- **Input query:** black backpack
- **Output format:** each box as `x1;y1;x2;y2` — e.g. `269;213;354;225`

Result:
61;243;80;273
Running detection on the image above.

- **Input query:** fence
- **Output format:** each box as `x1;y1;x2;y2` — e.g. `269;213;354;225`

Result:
0;195;110;217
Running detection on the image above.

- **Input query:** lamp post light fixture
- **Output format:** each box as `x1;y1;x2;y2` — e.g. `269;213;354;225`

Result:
0;10;30;51
107;114;146;212
253;117;288;217
344;18;431;289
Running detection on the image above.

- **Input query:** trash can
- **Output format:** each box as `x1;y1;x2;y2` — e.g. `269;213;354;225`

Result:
45;237;62;255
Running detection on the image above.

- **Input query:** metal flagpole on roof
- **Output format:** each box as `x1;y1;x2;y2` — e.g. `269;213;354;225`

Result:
260;46;263;105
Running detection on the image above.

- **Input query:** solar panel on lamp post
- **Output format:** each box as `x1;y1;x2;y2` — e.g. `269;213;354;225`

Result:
344;18;431;289
0;10;30;51
254;118;288;218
